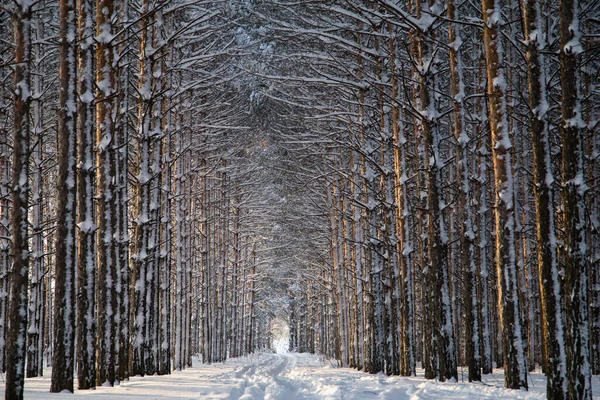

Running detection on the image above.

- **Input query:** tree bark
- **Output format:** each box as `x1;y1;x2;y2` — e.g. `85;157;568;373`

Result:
522;0;568;396
51;0;78;392
558;0;592;398
96;0;118;386
5;2;33;399
481;0;528;389
76;0;97;389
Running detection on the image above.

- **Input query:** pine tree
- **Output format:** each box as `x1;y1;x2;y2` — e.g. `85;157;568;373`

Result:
51;0;78;392
5;2;33;399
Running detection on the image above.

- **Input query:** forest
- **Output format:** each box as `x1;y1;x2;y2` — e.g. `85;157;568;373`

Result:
0;0;598;399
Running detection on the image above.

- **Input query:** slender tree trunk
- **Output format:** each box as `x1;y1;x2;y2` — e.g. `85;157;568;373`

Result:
131;0;153;375
415;0;457;382
76;0;97;389
96;0;118;386
26;6;45;378
481;0;528;389
115;0;130;382
448;0;480;382
0;124;9;374
558;0;592;398
522;0;568;396
51;0;78;392
5;2;33;398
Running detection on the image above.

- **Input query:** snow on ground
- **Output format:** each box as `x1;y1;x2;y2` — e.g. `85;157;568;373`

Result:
2;352;599;399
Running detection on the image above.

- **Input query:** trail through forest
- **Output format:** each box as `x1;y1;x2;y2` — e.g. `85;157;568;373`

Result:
3;352;597;399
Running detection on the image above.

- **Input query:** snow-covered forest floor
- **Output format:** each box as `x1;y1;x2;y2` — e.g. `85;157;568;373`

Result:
2;352;599;399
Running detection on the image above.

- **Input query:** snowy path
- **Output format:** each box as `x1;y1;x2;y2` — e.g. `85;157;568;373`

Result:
2;352;599;399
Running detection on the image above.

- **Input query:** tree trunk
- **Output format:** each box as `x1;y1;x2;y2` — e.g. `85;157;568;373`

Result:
51;0;78;392
448;0;480;382
558;0;592;398
26;6;45;378
522;0;568;396
481;0;528;389
76;0;97;389
415;0;457;382
96;0;118;386
5;2;33;399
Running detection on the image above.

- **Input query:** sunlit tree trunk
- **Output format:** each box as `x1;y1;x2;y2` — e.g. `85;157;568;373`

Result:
481;0;528;389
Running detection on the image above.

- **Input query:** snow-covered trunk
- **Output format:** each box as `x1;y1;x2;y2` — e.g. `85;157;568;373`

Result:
522;0;568;394
415;0;457;382
558;1;592;398
365;142;382;374
584;43;600;374
132;1;153;375
247;247;256;355
50;0;78;392
173;104;185;371
145;93;161;376
475;71;493;376
229;198;240;358
145;124;160;375
95;0;119;386
217;172;228;362
343;187;355;367
393;106;415;377
383;125;399;376
0;117;10;374
238;234;248;356
158;67;172;375
26;7;45;378
200;164;211;363
389;38;415;375
351;148;365;371
146;8;167;374
590;128;600;375
333;180;346;357
340;179;349;365
184;150;194;368
184;168;193;367
343;186;357;369
209;175;217;362
76;0;97;389
5;2;32;398
448;0;480;382
115;0;131;382
584;43;600;375
481;0;528;389
406;5;433;377
519;157;540;373
215;178;223;361
43;196;53;372
328;179;343;364
376;42;396;375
